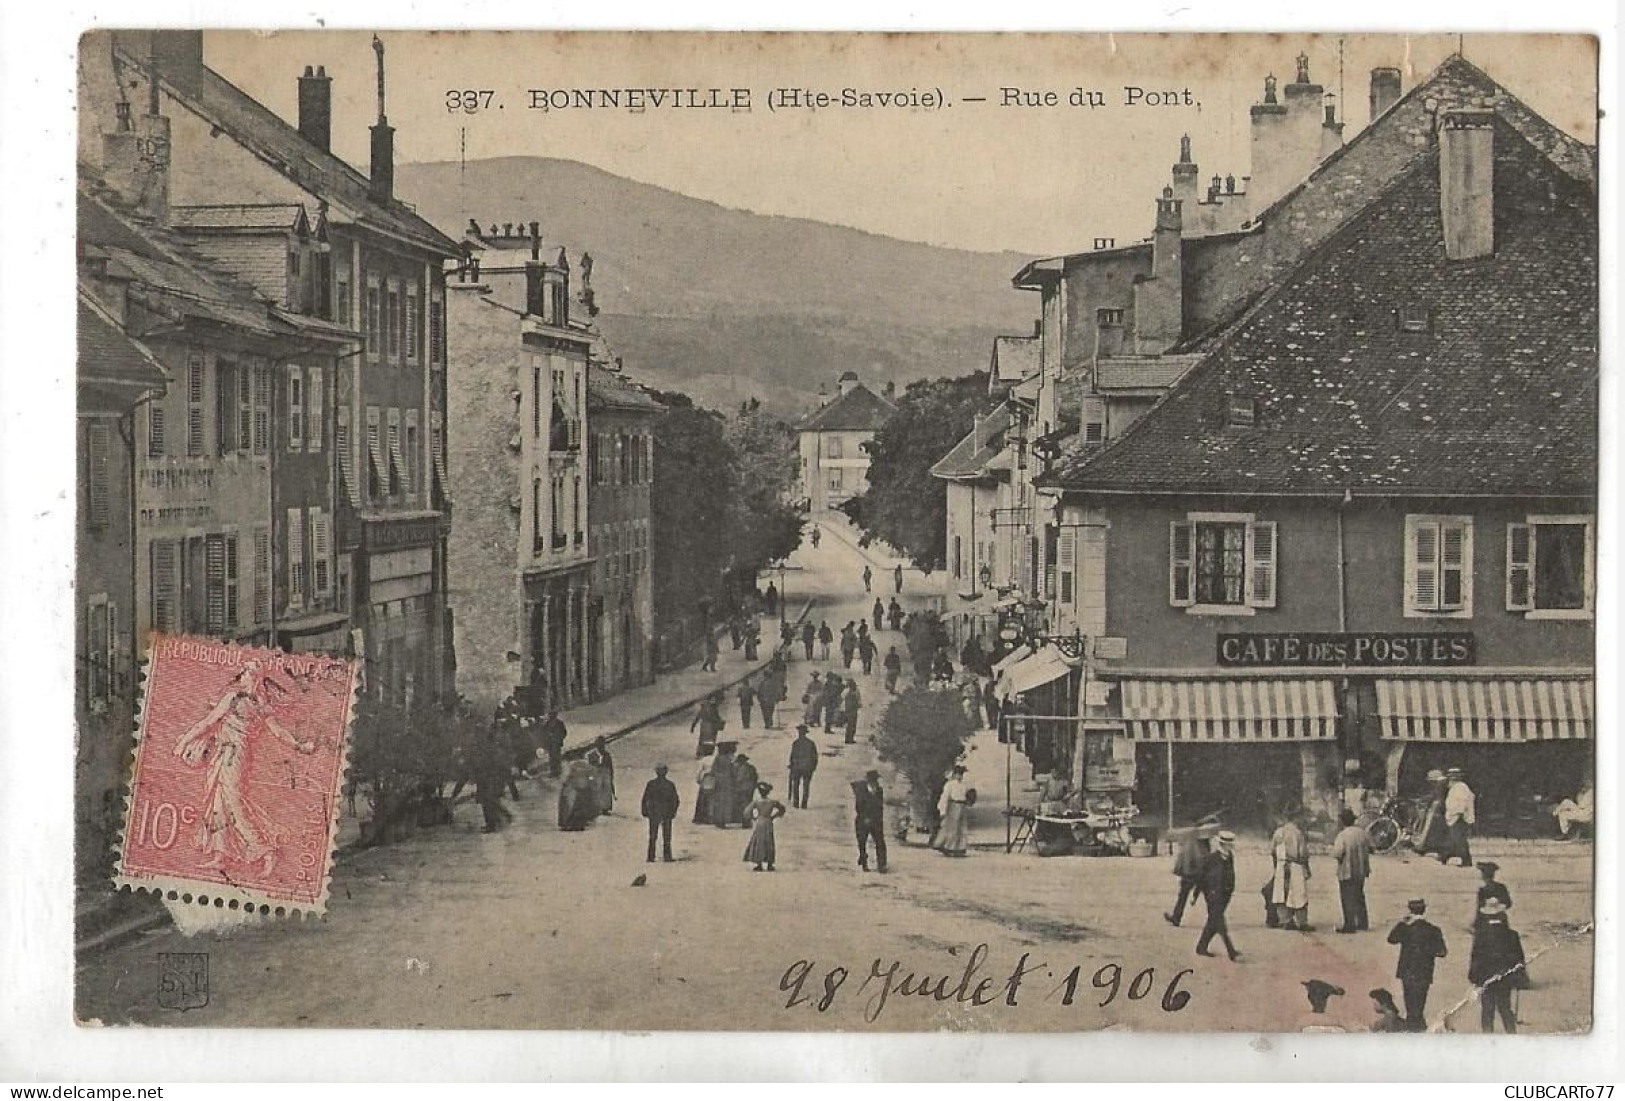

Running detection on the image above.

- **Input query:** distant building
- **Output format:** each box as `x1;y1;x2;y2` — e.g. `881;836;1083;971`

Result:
795;371;896;513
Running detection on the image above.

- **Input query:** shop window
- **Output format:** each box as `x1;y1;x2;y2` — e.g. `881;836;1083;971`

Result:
1508;517;1593;618
1170;514;1276;613
1404;515;1472;617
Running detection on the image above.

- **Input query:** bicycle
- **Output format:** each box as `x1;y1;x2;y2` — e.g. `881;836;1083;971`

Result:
1359;795;1426;854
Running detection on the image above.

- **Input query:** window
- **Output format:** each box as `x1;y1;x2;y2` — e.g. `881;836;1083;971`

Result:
85;596;113;705
186;353;206;457
366;406;382;499
1404;515;1472;617
952;536;963;580
385;282;402;363
826;436;843;460
1044;524;1058;599
336;271;351;327
1057;529;1076;605
1396;304;1430;333
827;469;843;493
534;365;544;439
252;363;271;454
147;403;165;457
252;526;271;625
215;358;237;455
551;474;567;549
311;508;331;599
429;289;445;367
1083;398;1105;444
1097;308;1125;327
1170;514;1276;612
574;472;584;544
306;367;324;452
1508;517;1593;617
405;286;420;363
1226;395;1257;428
365;280;381;359
287;508;305;610
86;423;111;529
532;476;545;554
150;539;180;635
386;409;402;497
205;532;239;634
288;366;305;450
404;410;419;496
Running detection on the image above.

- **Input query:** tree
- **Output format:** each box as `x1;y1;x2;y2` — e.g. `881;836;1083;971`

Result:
840;371;989;570
723;398;803;574
874;685;976;829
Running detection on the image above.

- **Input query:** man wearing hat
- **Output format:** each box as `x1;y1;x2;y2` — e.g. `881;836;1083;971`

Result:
1469;896;1527;1033
641;764;681;863
1416;769;1449;856
853;770;888;872
1195;831;1242;961
1473;862;1512;931
787;725;819;809
1387;898;1448;1030
1440;767;1477;867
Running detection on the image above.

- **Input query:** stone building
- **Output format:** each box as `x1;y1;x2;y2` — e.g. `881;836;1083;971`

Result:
795;371;896;514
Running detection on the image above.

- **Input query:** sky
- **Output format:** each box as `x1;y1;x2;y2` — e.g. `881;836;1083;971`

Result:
197;31;1598;256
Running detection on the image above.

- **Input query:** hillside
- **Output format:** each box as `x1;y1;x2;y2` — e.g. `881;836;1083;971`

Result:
396;157;1037;415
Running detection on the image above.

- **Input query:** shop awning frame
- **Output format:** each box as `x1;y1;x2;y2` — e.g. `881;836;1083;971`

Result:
994;643;1080;701
1375;675;1593;742
1120;678;1338;741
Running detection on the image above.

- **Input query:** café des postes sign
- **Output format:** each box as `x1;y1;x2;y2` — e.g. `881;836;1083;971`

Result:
1217;632;1476;668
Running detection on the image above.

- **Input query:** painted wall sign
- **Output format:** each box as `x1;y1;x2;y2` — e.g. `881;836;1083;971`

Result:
1216;632;1476;667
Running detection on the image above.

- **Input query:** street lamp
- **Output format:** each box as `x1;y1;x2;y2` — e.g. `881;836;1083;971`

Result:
778;563;788;626
978;562;993;592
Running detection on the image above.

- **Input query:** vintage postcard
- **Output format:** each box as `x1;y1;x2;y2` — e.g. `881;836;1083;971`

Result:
71;28;1598;1036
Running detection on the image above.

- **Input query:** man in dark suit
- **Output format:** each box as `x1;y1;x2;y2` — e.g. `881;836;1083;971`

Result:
1195;830;1242;961
853;770;888;872
641;764;680;863
787;725;819;809
1387;897;1448;1030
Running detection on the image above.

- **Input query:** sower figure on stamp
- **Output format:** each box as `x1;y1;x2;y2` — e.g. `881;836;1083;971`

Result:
1195;830;1242;961
853;770;888;872
642;764;679;863
1388;898;1447;1031
173;661;317;872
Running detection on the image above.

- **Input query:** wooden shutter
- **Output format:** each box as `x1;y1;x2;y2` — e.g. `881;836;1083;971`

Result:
337;405;360;507
252;364;271;454
86;423;111;528
86;598;109;702
238;363;254;456
430;291;444;365
1506;522;1534;611
1169;520;1194;607
430;411;446;483
387;409;402;496
287;508;306;609
288;365;304;450
1440;521;1467;610
307;367;324;453
223;533;239;629
187;353;206;457
1247;520;1278;608
1058;529;1076;605
406;289;419;362
312;508;332;597
366;407;383;498
151;539;179;634
216;358;236;455
405;409;419;495
1409;519;1439;612
253;526;271;625
147;404;165;457
205;534;228;634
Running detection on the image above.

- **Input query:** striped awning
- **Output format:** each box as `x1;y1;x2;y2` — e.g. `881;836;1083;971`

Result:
1375;677;1593;742
1121;678;1337;742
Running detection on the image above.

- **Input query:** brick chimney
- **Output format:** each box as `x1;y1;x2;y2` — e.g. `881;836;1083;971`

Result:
1132;187;1183;353
1438;109;1495;260
524;222;546;316
1170;133;1201;213
103;38;171;223
1249;55;1327;213
368;36;394;202
298;65;332;152
1369;67;1403;123
1320;99;1344;158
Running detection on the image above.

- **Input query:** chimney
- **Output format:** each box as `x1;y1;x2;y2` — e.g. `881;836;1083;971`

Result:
297;65;332;151
1170;133;1201;213
883;380;896;400
524;224;545;317
1320;98;1345;158
1438;109;1495;260
1369;67;1403;123
839;373;860;397
1131;187;1183;354
103;38;172;222
368;36;394;202
1249;56;1326;213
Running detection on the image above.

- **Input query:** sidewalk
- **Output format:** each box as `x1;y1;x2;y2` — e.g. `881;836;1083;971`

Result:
810;511;946;600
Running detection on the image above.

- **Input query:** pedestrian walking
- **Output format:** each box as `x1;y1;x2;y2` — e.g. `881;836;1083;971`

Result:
728;617;742;651
982;679;1000;731
817;621;833;661
474;728;515;834
780;619;796;660
810;526;821;549
888;598;904;631
931;765;970;856
883;646;902;694
1414;769;1449;856
1164;827;1213;927
786;724;819;809
1331;807;1372;932
733;753;760;827
642;764;680;863
1472;862;1513;931
742;782;786;871
693;753;715;825
702;629;720;672
763;581;779;619
862;565;873;593
841;678;862;744
691;691;726;757
821;671;845;733
801;673;825;728
540;706;567;779
737;678;757;729
839;624;856;669
873;599;885;633
708;743;740;828
587;736;615;815
893;563;904;593
853;769;889;872
1270;811;1313;931
1195;830;1242;961
801;621;817;661
1388;898;1447;1031
558;758;599;831
1469;898;1527;1033
1440;767;1476;867
859;632;877;675
743;624;760;662
959;676;982;726
759;664;784;729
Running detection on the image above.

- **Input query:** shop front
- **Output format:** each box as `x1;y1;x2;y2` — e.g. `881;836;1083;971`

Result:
523;562;595;711
357;513;444;709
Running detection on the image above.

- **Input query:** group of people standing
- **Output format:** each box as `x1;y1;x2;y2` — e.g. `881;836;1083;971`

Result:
1166;820;1530;1033
799;671;864;743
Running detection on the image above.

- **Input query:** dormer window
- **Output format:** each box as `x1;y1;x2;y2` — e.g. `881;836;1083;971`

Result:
1226;395;1257;428
1097;308;1125;327
1396;303;1431;333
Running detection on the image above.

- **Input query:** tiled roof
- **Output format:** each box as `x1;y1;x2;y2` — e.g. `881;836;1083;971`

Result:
78;292;170;396
930;407;1012;480
116;46;459;257
796;383;896;433
1044;121;1596;498
587;370;664;414
1095;355;1204;392
171;204;306;232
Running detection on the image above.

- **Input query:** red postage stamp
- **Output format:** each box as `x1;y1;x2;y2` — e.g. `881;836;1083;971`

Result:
115;636;359;915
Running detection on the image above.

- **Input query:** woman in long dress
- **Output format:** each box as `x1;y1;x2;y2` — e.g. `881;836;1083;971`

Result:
587;737;615;815
932;765;970;856
691;693;725;758
558;759;598;830
693;753;715;825
742;782;787;871
1270;814;1313;929
708;748;739;828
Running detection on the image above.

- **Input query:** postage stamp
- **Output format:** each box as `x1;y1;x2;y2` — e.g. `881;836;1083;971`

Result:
114;637;358;915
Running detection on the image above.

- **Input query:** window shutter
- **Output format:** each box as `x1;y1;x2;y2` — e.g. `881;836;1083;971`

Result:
223;533;239;629
1169;521;1194;606
148;404;165;457
1440;521;1467;610
429;291;444;365
86;599;109;702
216;359;235;455
1058;530;1076;605
387;409;402;495
151;539;179;634
238;364;254;456
187;353;206;457
313;509;331;597
288;366;304;450
106;601;119;695
253;364;271;454
205;534;228;634
1506;522;1534;611
307;368;324;452
405;409;419;495
86;423;111;528
1409;519;1439;612
288;508;306;609
430;411;446;482
253;527;271;625
366;407;383;498
1247;520;1278;608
